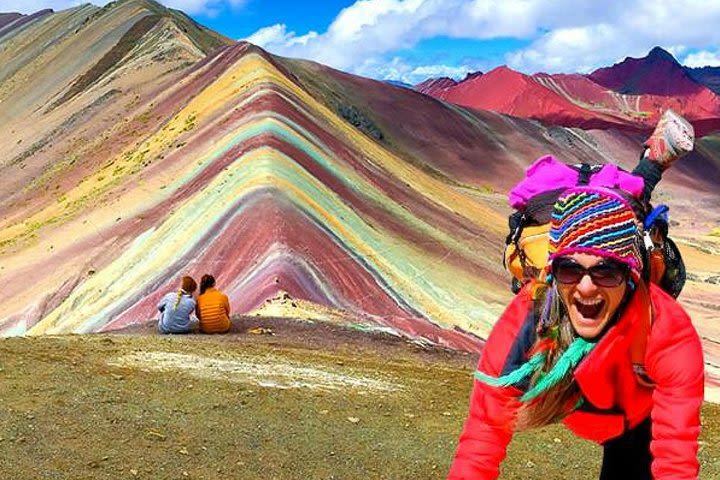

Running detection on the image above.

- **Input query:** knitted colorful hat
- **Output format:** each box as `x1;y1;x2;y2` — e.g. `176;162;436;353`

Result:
548;187;643;271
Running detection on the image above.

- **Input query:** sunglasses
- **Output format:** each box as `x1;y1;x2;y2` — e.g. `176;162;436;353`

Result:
551;258;629;287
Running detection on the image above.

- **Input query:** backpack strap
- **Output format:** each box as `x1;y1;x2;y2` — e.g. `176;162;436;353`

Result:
506;211;526;245
630;282;654;387
503;212;526;270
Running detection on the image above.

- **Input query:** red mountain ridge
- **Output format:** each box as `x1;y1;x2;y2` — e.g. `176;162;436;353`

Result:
416;47;720;137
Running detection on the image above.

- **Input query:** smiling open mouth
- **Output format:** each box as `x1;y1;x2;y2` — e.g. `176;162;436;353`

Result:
575;299;605;319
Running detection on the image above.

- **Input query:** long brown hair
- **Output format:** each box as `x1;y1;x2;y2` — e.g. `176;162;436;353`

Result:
199;274;215;295
515;282;581;430
515;276;647;430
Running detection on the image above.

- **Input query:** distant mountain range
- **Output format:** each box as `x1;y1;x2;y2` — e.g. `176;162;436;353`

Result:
415;47;720;135
0;9;53;33
383;79;412;89
1;2;719;398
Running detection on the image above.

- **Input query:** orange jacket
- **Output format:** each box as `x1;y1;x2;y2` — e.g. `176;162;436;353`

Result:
196;288;231;334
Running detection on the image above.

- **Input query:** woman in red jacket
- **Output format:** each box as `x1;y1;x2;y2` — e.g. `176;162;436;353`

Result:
449;187;704;480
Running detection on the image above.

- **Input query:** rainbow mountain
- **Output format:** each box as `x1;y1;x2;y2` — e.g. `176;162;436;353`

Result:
2;1;720;397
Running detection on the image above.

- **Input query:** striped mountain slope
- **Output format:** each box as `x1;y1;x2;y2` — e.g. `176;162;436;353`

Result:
1;1;720;399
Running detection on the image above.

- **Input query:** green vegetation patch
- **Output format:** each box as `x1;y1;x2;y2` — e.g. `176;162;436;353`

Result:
279;58;386;143
182;112;197;132
337;104;384;141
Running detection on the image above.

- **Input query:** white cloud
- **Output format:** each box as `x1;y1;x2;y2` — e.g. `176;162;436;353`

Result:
350;55;478;85
666;45;688;58
353;56;414;82
0;0;246;16
506;1;720;73
240;0;720;78
9;0;720;77
241;0;631;72
507;24;623;74
287;31;318;46
410;64;470;79
683;50;720;68
244;24;293;47
242;23;319;50
242;1;461;71
162;0;248;16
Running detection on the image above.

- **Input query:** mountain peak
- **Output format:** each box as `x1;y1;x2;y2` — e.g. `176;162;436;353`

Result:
461;71;483;82
491;65;513;73
646;46;678;64
484;65;525;80
414;76;457;95
588;46;700;95
106;0;165;11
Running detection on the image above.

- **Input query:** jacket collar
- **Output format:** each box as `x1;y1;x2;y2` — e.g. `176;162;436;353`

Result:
572;287;647;409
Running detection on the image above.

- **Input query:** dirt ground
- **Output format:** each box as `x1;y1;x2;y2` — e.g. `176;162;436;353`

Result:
0;317;718;479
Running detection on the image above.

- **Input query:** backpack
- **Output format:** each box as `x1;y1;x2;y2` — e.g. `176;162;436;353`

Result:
503;155;686;298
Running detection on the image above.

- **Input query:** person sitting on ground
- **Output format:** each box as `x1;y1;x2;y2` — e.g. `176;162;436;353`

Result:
448;187;704;480
157;276;198;334
196;274;231;334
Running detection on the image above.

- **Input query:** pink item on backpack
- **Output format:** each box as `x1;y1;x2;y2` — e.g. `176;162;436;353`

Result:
508;155;645;209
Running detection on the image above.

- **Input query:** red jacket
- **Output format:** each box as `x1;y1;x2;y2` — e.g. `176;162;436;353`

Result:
448;284;704;479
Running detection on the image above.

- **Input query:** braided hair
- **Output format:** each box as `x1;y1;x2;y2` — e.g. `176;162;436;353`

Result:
474;281;595;429
173;276;197;310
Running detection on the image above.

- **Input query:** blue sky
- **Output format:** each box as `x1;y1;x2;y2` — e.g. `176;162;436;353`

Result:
6;0;720;84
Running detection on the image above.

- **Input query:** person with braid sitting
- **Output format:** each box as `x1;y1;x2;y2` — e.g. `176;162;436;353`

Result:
157;276;198;334
448;187;704;480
